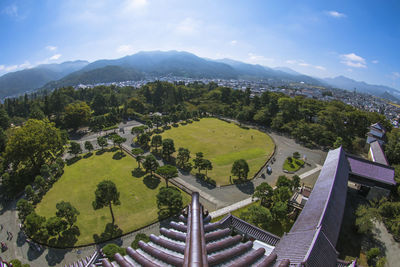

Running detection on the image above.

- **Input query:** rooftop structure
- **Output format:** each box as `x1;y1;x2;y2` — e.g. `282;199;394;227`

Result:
366;122;386;145
368;140;389;166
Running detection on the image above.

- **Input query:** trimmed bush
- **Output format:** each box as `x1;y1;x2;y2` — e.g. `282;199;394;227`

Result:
102;243;126;261
366;247;380;261
131;233;150;249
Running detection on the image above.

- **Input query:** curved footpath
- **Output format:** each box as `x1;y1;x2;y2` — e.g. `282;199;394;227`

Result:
0;120;327;266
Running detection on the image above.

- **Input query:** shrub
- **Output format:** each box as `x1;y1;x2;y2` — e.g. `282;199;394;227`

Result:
287;157;292;163
293;151;300;159
366;247;380;261
102;244;126;261
131;233;150;249
9;259;22;267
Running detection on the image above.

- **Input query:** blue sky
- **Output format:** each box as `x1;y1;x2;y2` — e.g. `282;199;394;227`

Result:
1;0;400;89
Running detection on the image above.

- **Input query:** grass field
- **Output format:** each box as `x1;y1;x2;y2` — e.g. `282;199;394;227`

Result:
161;118;275;186
35;151;190;246
283;157;304;172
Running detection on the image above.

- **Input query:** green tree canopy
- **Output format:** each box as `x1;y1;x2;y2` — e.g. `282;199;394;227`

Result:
231;159;250;179
56;201;80;226
84;141;94;152
16;199;34;222
156;165;178;187
177;147;190;168
92;180;121;225
143;154;159;176
97;136;108;150
64;101;92;130
5;119;64;170
240;205;272;229
46;216;67;237
162;138;175;160
69;141;82;157
253;182;274;207
156;186;183;218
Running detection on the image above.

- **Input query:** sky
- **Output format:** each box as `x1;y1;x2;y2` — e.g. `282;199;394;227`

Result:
1;0;400;89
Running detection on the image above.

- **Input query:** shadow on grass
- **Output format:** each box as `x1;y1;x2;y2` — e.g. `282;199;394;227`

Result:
132;168;145;178
83;152;93;158
143;175;160;189
93;223;123;243
66;156;82;166
112;151;126;160
108;147;119;152
96;149;106;156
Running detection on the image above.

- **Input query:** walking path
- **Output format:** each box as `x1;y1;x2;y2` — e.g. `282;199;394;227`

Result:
299;164;322;179
209;197;254;219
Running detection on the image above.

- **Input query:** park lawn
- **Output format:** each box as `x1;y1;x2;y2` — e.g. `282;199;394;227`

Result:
283;157;304;172
35;151;190;246
211;201;293;237
161;118;274;186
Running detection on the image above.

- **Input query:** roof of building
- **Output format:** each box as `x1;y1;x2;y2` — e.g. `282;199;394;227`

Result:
101;192;287;267
273;147;349;266
369;129;385;138
347;154;396;186
370;122;386;133
369;140;389;166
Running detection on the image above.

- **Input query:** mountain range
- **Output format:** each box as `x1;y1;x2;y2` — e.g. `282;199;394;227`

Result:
0;50;399;102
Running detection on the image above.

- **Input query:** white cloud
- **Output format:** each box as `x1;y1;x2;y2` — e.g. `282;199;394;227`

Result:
247;53;274;65
3;4;18;17
46;46;58;51
1;61;32;73
175;17;201;35
326;10;346;18
124;0;148;10
372;60;379;64
340;53;367;68
286;59;326;71
392;72;400;80
116;44;134;54
0;65;4;71
230;40;237;46
315;65;326;71
49;54;62;60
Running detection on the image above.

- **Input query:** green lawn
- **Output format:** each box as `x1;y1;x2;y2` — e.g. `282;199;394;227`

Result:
161;118;274;185
283;157;304;172
211;201;293;237
35;151;190;246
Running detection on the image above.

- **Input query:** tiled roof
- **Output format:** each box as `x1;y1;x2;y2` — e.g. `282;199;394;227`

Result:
347;155;395;186
369;141;389;165
273;147;349;266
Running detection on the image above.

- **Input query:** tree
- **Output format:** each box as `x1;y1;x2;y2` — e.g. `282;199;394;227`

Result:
253;182;274;207
4;119;64;171
156;187;183;217
131;126;145;135
92;180;121;226
69;142;82;157
273;186;292;203
34;175;46;195
143;154;159;177
0;107;10;130
156;165;178;187
202;159;213;177
56;201;80;227
333;136;343;149
97;136;108;150
385;129;400;164
64;101;92;130
276;175;292;189
131;148;144;168
292;175;301;190
152;115;162;130
84;141;94;153
25;185;35;202
151;135;162;152
271;201;288;222
40;164;51;179
137;133;150;149
24;212;46;238
177;147;190;168
46;216;67;237
231;159;250;179
29;105;45;120
193;152;204;173
162;138;175;161
113;135;127;152
240;205;272;229
17;199;34;222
